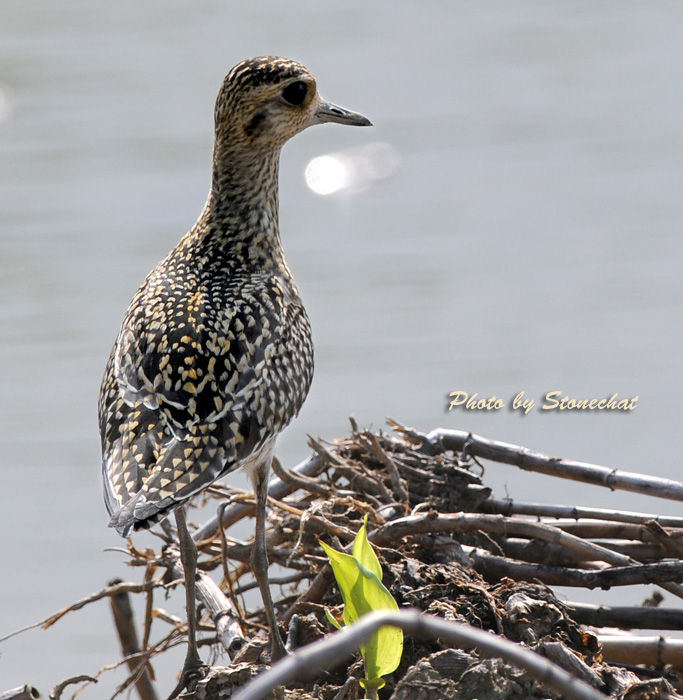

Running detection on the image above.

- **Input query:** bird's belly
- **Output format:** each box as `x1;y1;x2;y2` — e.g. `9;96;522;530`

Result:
237;434;277;483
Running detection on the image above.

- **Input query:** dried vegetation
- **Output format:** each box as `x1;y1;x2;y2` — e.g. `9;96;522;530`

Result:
6;420;683;700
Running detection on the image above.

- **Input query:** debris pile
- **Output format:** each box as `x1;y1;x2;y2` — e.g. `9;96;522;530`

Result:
6;421;683;700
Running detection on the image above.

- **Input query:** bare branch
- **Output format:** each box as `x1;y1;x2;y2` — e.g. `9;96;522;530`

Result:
364;431;409;508
0;687;43;700
166;553;246;657
427;428;683;502
0;580;162;643
467;546;683;588
48;677;96;700
482;497;683;528
567;602;683;631
374;514;682;575
270;455;329;498
598;635;683;667
109;578;159;700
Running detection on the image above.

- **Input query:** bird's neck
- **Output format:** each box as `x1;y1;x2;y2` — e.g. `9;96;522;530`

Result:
193;147;288;271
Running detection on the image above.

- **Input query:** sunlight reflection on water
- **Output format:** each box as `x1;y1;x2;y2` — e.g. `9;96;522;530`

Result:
305;142;400;195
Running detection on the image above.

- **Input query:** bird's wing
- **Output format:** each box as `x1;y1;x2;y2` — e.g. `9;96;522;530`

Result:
99;270;311;535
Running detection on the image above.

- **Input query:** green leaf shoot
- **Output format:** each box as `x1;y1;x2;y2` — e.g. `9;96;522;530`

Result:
320;516;404;696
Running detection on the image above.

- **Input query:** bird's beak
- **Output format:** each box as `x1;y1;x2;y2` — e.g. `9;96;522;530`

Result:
315;99;372;127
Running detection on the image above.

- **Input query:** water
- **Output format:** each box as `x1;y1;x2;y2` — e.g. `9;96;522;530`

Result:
1;2;682;695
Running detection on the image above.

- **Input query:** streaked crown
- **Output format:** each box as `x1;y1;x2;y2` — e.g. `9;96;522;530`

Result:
213;56;371;155
214;56;317;150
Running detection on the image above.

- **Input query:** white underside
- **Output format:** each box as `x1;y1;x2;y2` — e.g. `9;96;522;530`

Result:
239;435;277;486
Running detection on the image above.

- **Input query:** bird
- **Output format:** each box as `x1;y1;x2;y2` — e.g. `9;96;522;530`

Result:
98;56;371;695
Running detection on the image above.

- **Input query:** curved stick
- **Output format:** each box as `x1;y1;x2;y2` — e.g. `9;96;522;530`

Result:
232;609;606;700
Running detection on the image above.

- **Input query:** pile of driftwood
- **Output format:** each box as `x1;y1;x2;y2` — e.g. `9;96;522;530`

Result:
6;420;683;700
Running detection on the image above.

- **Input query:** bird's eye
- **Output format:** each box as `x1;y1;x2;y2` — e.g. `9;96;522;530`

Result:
282;81;308;106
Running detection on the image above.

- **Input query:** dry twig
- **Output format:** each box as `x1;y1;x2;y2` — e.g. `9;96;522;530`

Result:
425;428;683;502
109;579;159;700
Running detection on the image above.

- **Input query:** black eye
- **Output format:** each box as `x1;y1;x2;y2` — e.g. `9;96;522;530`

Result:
282;81;308;106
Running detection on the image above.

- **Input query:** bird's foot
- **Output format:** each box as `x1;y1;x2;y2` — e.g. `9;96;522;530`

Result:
270;629;288;662
166;650;207;700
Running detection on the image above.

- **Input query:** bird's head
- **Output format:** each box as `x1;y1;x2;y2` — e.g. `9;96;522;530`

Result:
214;56;371;155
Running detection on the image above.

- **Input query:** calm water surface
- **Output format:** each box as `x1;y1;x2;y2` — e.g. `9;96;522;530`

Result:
1;2;682;695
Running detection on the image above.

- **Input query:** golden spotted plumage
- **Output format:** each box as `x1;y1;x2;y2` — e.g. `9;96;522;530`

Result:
99;57;370;536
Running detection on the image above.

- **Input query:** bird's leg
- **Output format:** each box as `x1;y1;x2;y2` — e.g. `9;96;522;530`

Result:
167;506;205;699
252;464;287;661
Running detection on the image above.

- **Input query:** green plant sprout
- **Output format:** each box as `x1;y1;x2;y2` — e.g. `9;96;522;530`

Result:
320;516;404;699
